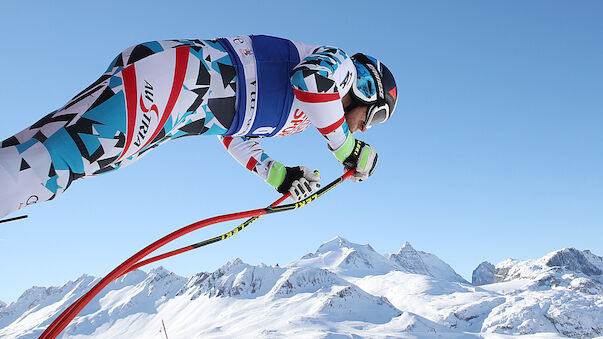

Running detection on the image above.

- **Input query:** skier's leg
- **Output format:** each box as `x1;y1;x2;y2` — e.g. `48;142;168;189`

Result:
0;138;54;217
0;40;237;219
0;68;124;218
0;42;170;218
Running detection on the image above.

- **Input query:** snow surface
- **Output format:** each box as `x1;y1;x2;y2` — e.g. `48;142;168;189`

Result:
0;237;602;338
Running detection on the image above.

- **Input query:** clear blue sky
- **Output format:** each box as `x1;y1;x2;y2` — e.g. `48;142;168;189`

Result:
1;1;602;303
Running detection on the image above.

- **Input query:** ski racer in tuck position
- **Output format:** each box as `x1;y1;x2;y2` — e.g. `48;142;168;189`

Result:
0;35;398;219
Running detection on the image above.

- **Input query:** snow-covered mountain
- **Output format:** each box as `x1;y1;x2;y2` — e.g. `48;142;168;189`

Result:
388;241;469;283
1;237;601;338
293;236;398;277
494;247;603;282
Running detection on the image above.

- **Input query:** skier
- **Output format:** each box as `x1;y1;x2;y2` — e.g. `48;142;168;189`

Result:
0;35;397;219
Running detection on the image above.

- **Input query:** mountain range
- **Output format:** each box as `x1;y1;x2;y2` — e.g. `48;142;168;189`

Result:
1;236;601;338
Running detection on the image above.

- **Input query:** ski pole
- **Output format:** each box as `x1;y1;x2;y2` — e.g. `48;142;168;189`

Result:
41;169;354;339
42;209;270;339
45;194;294;339
125;169;354;274
50;192;285;331
44;193;292;338
123;193;291;274
0;215;28;224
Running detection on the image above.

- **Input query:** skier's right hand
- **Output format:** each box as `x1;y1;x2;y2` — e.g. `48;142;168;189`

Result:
266;162;321;202
331;134;378;182
343;139;378;182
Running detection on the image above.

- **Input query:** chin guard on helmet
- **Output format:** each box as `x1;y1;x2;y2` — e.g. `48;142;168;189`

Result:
350;53;397;128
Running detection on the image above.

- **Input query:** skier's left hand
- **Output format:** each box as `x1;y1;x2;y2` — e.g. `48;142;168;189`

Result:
276;166;321;202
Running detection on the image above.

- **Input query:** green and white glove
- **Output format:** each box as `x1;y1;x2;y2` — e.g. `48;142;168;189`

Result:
266;162;321;202
331;134;378;182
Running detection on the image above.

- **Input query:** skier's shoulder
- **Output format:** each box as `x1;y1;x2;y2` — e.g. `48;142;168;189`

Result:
221;34;352;62
248;34;323;59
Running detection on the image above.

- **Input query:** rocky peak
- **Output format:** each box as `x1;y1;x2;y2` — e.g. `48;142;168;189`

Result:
389;243;468;283
184;258;285;299
472;261;495;286
401;241;413;250
494;248;603;283
543;248;602;276
389;242;430;276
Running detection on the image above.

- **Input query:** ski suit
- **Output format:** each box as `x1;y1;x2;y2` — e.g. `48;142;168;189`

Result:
0;35;358;219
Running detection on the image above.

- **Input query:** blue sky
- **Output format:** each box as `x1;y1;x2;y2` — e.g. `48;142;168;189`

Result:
1;1;602;303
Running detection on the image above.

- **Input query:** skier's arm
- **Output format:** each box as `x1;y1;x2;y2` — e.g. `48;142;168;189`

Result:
219;135;274;182
290;46;377;181
218;136;320;200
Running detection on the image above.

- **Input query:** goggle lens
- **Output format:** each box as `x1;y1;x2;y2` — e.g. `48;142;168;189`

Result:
365;105;390;128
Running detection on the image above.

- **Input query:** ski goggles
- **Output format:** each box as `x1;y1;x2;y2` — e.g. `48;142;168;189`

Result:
352;53;391;128
365;102;391;128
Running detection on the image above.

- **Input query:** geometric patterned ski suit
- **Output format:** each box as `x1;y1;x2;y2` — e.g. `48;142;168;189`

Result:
0;35;358;219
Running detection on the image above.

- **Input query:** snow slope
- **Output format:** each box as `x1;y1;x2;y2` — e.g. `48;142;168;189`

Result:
0;237;601;338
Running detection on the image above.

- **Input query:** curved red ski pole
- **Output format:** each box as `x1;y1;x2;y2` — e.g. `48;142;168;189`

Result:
124;193;291;274
47;193;291;336
41;170;354;338
41;209;267;338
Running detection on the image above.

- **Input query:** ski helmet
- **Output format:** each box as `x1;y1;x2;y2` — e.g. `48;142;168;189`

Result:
350;53;397;128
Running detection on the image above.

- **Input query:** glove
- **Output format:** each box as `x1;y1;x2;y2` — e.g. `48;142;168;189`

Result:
266;162;321;202
342;139;378;182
